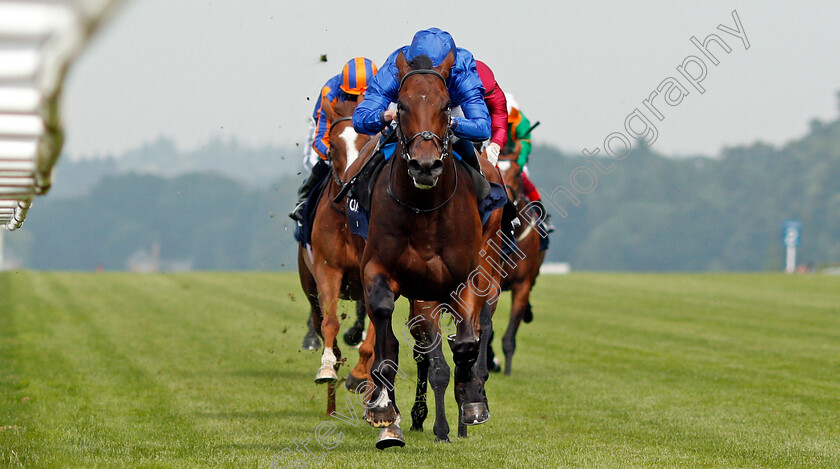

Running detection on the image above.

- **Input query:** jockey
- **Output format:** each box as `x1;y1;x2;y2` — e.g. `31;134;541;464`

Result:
290;57;378;222
505;93;554;232
352;28;490;173
474;60;507;165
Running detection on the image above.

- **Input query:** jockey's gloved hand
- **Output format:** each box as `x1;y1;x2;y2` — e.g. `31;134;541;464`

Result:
382;108;397;123
485;142;500;165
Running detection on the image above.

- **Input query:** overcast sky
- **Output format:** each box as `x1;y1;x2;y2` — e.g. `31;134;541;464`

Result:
62;0;840;160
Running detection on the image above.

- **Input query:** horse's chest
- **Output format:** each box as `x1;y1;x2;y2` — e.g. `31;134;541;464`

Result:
396;241;474;289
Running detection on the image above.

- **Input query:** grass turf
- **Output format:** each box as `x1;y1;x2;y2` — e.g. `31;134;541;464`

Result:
1;272;838;468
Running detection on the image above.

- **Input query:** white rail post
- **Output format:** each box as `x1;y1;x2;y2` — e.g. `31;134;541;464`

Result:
782;220;801;274
0;0;125;231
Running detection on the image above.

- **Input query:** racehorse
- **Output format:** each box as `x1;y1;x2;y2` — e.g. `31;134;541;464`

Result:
405;151;505;442
297;95;374;416
359;50;504;448
335;140;505;447
493;152;547;375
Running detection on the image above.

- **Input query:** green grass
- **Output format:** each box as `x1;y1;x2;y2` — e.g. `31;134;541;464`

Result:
1;272;838;468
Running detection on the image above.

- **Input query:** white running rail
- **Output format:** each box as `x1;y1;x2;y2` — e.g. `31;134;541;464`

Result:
0;0;123;230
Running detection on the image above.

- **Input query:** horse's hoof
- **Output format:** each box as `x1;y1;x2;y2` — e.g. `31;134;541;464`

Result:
461;402;490;426
302;334;322;351
409;425;423;432
343;326;364;347
344;372;366;392
364;404;398;428
489;356;501;373
523;303;533;324
375;424;405;450
314;366;338;384
435;436;450;443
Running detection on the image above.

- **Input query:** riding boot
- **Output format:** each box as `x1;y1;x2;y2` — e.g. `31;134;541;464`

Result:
531;199;555;234
289;159;330;222
501;200;520;248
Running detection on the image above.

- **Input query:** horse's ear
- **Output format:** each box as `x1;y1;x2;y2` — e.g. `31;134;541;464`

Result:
321;95;336;123
434;50;456;80
395;51;411;79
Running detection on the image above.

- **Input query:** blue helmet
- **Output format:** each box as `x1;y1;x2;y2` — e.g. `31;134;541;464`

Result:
406;28;456;67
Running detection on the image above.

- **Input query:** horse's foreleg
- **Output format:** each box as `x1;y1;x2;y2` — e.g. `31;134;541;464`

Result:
410;346;429;431
363;272;401;429
486;297;501;372
408;300;450;441
298;248;323;351
450;311;487;430
475;303;493;384
408;301;429;432
503;281;532;376
427;332;451;442
345;321;375;392
343;299;366;346
313;267;343;384
451;286;495;433
302;311;322;350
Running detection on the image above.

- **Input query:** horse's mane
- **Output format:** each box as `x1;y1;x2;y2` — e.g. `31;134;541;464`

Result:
408;54;434;71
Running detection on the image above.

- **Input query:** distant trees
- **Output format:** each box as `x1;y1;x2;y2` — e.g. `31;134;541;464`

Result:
528;115;840;270
16;172;300;271
5;112;840;271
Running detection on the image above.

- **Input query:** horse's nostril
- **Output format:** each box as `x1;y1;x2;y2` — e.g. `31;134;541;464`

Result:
407;159;423;174
409;158;444;177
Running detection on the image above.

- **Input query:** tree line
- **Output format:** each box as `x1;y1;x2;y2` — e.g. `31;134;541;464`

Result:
6;111;839;271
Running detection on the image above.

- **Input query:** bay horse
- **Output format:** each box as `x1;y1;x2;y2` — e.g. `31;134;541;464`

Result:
333;152;502;447
494;152;547;375
360;50;504;448
297;95;375;416
406;147;505;442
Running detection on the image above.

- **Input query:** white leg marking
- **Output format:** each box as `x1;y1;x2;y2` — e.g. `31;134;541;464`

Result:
372;389;391;408
354;329;367;349
321;346;336;368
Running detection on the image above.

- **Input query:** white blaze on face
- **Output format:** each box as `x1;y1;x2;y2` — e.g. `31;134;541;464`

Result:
339;126;360;168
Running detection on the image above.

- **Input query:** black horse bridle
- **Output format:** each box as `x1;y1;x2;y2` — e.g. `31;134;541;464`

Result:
386;68;459;213
395;69;453;163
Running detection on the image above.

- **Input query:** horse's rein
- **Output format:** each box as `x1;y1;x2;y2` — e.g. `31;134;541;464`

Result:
331;116;353;126
386;153;459;214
